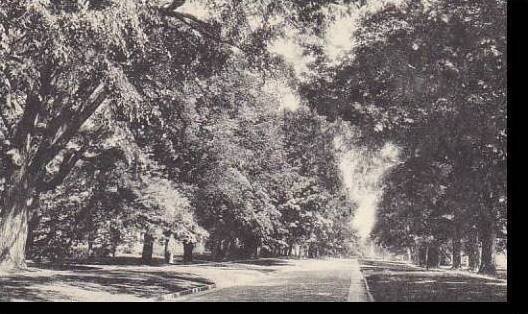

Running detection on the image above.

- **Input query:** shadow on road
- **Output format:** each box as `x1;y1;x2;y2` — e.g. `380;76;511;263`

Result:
234;258;293;267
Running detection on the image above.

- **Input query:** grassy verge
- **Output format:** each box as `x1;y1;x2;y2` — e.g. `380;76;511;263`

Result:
360;259;507;302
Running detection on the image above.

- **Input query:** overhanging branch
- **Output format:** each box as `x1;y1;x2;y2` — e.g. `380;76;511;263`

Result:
29;83;109;175
35;147;87;193
0;108;13;139
162;6;247;53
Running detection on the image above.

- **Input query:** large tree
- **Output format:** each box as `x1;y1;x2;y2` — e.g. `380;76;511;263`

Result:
302;0;506;274
0;0;237;268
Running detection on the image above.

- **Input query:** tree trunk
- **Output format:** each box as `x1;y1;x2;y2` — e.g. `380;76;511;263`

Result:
467;228;480;270
164;237;174;264
452;226;462;269
424;245;429;269
213;240;225;261
452;238;462;269
417;244;427;266
141;232;154;265
225;239;233;259
0;174;33;269
426;244;440;268
479;218;497;275
183;242;194;264
87;239;94;259
25;212;40;260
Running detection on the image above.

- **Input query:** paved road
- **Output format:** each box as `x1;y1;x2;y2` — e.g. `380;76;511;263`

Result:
178;258;371;302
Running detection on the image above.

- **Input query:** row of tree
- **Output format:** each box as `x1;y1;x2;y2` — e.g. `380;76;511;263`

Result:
1;0;507;274
302;0;506;274
1;0;364;267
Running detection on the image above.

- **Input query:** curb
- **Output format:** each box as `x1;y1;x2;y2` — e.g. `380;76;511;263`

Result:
361;274;375;302
357;262;374;302
156;283;217;301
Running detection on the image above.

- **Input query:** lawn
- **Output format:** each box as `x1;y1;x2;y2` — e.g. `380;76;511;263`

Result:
360;259;507;302
0;261;214;302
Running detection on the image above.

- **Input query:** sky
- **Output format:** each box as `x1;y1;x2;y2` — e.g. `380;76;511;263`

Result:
262;78;301;112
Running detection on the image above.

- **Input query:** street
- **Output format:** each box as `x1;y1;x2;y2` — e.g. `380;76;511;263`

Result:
177;258;371;302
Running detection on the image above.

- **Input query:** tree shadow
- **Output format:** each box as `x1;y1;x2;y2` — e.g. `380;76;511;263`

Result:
367;273;507;302
56;256;167;267
361;259;507;302
0;275;71;302
0;267;213;301
234;258;292;267
361;259;429;272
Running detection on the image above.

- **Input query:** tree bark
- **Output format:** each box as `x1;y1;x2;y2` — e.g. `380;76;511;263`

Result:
213;240;225;261
183;241;194;264
141;232;154;265
25;212;40;260
0;205;29;269
467;228;480;270
426;244;440;268
0;170;33;269
164;237;173;264
417;243;427;266
452;225;462;269
479;218;497;275
452;238;462;269
424;245;429;269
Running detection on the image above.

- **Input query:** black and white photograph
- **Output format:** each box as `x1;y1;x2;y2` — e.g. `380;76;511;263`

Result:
0;0;508;303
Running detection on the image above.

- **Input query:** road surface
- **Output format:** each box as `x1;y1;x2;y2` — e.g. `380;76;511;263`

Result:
177;258;371;302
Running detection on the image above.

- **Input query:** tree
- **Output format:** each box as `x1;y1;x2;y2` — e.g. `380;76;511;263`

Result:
303;0;506;274
0;0;236;268
1;0;373;268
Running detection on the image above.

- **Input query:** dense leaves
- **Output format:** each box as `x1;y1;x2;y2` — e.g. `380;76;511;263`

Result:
0;0;506;273
304;0;506;273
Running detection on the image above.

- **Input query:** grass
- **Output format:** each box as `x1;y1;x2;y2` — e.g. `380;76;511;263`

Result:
360;259;507;302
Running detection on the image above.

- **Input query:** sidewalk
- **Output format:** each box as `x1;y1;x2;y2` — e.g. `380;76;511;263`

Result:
346;259;372;302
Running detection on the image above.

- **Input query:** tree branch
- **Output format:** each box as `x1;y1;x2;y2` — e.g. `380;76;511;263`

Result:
35;147;87;193
29;83;109;175
0;107;13;140
12;93;40;149
162;7;247;53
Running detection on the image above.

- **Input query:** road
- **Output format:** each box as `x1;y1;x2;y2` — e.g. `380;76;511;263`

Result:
177;258;371;302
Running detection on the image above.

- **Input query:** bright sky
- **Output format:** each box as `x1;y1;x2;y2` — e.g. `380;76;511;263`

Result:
263;79;301;112
178;0;211;20
268;28;317;80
